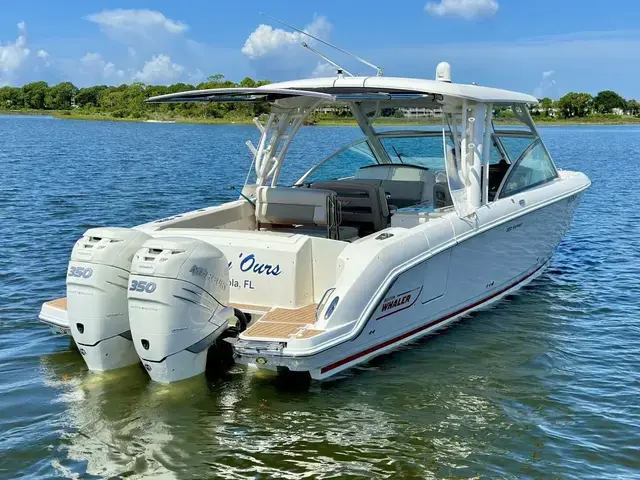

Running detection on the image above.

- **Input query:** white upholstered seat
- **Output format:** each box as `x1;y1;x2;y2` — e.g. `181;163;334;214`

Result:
254;186;358;241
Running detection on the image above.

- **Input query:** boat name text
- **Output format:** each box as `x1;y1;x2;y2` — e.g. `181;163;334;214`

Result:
228;253;282;277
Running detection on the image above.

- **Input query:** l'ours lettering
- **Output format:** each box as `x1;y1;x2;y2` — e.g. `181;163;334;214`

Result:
228;253;282;277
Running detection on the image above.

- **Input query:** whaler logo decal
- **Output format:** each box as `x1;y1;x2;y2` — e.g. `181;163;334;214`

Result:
382;294;412;312
377;287;422;320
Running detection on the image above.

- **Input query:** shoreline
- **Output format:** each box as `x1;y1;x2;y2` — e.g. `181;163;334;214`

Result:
2;109;640;126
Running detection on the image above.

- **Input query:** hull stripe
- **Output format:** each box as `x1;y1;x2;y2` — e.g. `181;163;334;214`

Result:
320;261;547;374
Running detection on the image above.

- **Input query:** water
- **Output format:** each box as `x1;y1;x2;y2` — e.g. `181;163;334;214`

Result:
1;116;639;479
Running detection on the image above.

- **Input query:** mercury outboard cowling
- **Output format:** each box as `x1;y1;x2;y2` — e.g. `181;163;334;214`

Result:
128;237;234;383
67;227;152;371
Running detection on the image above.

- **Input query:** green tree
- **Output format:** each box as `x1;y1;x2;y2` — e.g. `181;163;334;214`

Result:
593;90;626;114
0;86;24;108
46;82;79;109
207;74;225;83
627;99;640;116
539;97;554;117
22;81;49;109
75;85;108;108
556;92;593;118
167;83;195;94
239;77;257;88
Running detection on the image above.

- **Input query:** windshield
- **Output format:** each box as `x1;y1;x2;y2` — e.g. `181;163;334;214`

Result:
298;139;377;184
379;134;449;170
298;133;454;184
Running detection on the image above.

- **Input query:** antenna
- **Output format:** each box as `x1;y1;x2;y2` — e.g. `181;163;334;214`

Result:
260;13;383;76
301;42;353;77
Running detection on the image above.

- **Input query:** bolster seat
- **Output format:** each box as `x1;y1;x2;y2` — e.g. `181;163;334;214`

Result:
254;186;358;240
310;180;390;233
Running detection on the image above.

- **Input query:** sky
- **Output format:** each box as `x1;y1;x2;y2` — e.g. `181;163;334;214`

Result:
1;0;639;99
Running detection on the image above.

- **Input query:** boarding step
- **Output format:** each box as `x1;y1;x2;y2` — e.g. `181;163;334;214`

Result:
240;303;323;340
39;297;70;333
228;302;271;313
38;297;270;333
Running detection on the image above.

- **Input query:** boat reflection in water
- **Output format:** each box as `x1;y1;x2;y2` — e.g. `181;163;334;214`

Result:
39;327;522;479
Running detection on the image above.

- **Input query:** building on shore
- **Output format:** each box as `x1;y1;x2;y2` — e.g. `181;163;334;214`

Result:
314;105;443;119
399;107;443;118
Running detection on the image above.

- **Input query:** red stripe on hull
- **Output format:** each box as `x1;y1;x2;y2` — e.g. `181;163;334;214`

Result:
320;262;547;374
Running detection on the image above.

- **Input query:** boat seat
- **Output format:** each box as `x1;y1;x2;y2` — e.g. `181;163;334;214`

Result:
432;171;453;209
487;160;510;201
309;180;390;234
265;225;359;241
352;164;433;208
255;186;345;239
348;178;424;208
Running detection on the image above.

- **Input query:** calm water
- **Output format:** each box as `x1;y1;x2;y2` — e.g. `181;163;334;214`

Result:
1;116;639;479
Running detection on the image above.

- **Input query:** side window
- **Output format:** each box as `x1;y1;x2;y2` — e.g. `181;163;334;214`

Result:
497;136;535;163
489;140;505;165
499;140;558;197
303;140;377;183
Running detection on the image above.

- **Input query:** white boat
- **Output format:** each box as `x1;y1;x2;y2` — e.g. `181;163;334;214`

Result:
39;63;590;383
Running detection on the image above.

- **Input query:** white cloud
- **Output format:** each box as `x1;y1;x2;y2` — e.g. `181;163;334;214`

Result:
36;49;51;67
0;22;31;84
132;54;184;84
186;68;205;84
81;52;124;80
425;0;499;20
241;16;334;78
128;46;136;57
534;70;557;98
312;62;336;77
86;9;188;38
242;16;331;60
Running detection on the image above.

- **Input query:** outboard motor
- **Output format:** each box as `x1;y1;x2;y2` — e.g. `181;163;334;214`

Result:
67;227;152;371
128;237;235;383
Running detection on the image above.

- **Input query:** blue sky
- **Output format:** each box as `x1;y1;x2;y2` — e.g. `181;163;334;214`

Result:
1;0;639;99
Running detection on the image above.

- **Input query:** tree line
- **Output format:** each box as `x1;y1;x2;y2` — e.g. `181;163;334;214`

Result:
532;90;640;118
1;76;638;120
0;74;272;120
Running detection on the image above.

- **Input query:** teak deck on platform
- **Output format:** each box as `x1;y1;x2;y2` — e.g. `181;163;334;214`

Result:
242;303;323;340
45;297;321;340
45;298;67;311
229;302;271;312
45;298;268;314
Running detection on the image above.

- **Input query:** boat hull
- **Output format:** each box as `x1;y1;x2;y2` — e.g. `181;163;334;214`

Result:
235;189;584;380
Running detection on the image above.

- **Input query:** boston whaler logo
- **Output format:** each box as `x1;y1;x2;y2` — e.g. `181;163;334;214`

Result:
377;286;422;320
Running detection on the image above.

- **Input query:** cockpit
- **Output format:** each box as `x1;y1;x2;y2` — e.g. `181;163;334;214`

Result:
292;131;454;237
144;80;559;243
